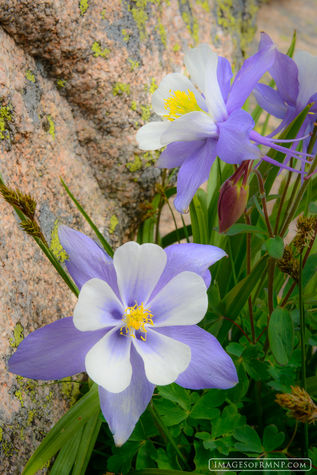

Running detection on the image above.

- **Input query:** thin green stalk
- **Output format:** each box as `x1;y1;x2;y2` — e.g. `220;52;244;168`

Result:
0;175;78;296
61;178;113;257
284;422;298;452
260;113;270;136
264;258;276;352
149;402;190;470
252;169;274;237
280;127;317;236
274;162;293;234
267;258;275;316
166;199;180;243
245;213;255;343
299;253;309;457
155;171;167;244
34;237;79;297
227;238;238;286
180;214;190;243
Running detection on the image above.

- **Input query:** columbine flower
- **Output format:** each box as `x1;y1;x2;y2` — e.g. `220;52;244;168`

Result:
8;225;238;446
136;36;309;213
254;33;317;150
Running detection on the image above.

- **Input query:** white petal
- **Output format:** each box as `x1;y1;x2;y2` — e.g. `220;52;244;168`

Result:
136;122;170;150
185;44;215;92
113;242;167;307
149;271;208;327
152;73;206;115
160;111;217;145
74;278;124;331
85;328;132;393
133;329;191;386
294;51;317;108
185;44;227;121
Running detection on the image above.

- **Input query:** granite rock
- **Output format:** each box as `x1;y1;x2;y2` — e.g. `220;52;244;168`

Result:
0;0;262;471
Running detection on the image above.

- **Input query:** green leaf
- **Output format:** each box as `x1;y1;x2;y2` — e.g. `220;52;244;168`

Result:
225;223;268;236
161;225;192;247
286;30;296;57
189;189;209;244
154;399;188;426
194;439;216;473
135;441;156;470
190;389;226;420
61;178;114;257
107;442;140;474
157;384;192;411
264;236;284;259
220;256;268;319
50;425;84;475
309;201;317;214
226;342;244;357
307;375;317;396
268;307;294;365
212;404;245;438
72;410;102;475
190;405;220;421
22;384;100;475
242;346;269;381
262;425;285;452
233;425;262;453
226;360;249;402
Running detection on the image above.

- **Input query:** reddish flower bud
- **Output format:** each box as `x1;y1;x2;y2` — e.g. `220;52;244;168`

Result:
218;162;250;233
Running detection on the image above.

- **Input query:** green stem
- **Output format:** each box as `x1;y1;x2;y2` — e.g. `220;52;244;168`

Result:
299;253;309;457
149;402;190;470
280;127;317;237
245;213;255;343
267;258;275;316
61;178;113;257
252;169;274;237
227;238;238;286
274;160;293;234
265;258;275;352
0;175;79;296
155;170;167;244
166;199;180;243
180;214;190;243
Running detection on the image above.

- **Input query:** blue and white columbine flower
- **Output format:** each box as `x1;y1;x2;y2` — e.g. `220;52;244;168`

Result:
136;36;310;213
8;225;238;446
254;33;317;153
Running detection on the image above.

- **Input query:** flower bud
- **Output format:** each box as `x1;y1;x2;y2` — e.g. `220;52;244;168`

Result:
218;162;250;233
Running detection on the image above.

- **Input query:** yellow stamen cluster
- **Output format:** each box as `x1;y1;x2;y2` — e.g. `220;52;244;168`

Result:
120;303;154;341
163;89;203;121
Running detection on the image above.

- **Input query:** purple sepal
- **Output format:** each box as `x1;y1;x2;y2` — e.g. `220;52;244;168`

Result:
8;317;107;380
217;109;260;164
156;326;238;389
259;32;298;107
151;243;226;298
156;140;204;169
217;56;233;103
98;346;155;446
58;225;119;295
173;138;217;213
227;36;275;113
253;83;287;119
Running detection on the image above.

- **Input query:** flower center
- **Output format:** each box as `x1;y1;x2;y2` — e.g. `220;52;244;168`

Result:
163;89;203;121
120;303;154;341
